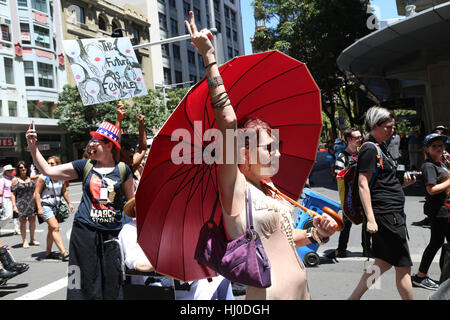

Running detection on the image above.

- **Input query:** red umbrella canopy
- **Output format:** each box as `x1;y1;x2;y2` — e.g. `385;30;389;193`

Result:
136;50;322;282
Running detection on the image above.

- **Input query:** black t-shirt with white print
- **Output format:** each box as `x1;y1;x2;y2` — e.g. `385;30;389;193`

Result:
72;159;132;231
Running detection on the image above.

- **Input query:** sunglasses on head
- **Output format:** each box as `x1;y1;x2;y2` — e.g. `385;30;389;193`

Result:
90;138;109;144
258;140;283;154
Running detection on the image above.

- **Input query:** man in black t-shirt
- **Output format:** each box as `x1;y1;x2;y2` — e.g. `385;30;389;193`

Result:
329;128;367;258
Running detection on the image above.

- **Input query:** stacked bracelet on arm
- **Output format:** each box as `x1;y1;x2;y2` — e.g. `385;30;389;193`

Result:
207;76;232;109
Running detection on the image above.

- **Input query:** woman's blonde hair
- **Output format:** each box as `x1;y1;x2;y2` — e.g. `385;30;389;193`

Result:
48;156;62;165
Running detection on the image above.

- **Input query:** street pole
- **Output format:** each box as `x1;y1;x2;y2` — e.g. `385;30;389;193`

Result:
155;81;194;114
132;28;217;50
207;0;220;64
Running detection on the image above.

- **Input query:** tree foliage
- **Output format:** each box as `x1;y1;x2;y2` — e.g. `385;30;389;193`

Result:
252;0;375;139
54;85;190;142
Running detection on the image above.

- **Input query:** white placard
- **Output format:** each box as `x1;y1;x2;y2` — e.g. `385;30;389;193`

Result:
63;37;147;106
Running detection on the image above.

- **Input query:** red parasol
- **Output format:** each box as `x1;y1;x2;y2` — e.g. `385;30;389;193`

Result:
135;51;322;282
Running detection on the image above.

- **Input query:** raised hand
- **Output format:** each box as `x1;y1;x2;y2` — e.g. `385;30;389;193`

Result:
184;11;215;60
25;122;37;146
117;101;126;122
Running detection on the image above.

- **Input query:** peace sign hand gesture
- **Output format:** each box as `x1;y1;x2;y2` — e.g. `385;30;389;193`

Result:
184;11;215;60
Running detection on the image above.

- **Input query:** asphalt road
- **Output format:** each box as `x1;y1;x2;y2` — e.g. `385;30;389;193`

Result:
0;153;445;300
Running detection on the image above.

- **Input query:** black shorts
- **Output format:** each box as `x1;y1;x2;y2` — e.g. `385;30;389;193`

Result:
372;211;412;267
67;221;123;300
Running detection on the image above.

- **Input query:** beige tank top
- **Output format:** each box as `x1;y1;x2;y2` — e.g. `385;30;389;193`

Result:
221;181;310;300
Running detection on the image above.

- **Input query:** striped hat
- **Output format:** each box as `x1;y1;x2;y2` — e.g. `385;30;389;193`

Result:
90;121;121;149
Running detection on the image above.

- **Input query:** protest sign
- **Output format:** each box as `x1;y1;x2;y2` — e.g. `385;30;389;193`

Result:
63;37;147;106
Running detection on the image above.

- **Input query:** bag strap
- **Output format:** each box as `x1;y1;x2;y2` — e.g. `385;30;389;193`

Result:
82;160;126;184
49;178;63;207
118;161;126;184
245;187;254;231
82;159;94;185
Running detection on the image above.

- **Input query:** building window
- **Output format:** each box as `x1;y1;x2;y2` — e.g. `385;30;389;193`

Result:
20;23;31;44
215;20;221;33
32;0;47;13
224;6;229;18
158;12;167;30
132;27;140;44
172;44;180;60
8;101;17;117
18;0;28;7
170;18;178;35
34;25;50;48
37;62;53;88
68;5;85;24
228;46;233;59
98;15;107;31
24;61;35;86
231;10;236;23
27;101;54;119
226;27;231;39
194;7;200;22
169;0;176;9
1;25;10;41
233;30;237;41
187;50;196;65
214;0;219;12
4;58;14;85
175;71;183;87
161;43;169;57
163;67;171;85
183;1;190;17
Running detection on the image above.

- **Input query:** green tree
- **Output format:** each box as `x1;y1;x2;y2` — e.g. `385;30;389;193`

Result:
252;0;374;139
54;85;190;142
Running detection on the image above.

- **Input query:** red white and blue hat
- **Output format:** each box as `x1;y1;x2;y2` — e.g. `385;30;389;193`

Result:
90;121;121;149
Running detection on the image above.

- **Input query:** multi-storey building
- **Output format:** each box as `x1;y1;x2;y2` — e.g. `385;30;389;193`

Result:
60;0;153;87
0;0;152;165
0;0;69;165
147;0;245;89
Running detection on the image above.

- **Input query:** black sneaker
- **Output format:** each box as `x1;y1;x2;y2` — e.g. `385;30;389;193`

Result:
411;217;431;228
412;274;439;291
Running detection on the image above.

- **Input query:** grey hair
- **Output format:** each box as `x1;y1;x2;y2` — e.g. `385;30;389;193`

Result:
364;106;394;133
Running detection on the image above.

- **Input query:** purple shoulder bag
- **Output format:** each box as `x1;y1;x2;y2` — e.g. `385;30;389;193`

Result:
194;187;271;288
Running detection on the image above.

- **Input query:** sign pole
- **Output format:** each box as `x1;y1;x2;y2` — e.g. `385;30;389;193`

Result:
132;28;217;50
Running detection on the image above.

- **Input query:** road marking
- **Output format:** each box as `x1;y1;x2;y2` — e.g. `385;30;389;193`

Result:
0;229;44;233
14;277;67;300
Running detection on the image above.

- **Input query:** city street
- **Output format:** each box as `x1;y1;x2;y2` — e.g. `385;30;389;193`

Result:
0;153;444;300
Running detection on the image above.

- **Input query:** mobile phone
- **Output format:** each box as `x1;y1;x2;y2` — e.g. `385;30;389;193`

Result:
30;121;35;131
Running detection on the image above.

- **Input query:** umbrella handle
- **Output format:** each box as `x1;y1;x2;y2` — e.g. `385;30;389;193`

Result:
260;179;344;231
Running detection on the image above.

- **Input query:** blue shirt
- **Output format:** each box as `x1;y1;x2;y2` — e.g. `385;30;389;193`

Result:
72;159;132;231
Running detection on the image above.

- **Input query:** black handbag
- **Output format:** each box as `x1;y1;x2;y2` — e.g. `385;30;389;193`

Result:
50;179;70;223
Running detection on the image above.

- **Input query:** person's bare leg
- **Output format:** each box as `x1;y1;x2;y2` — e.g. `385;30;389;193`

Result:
29;216;36;243
395;266;414;300
20;218;28;247
47;217;66;254
348;258;392;300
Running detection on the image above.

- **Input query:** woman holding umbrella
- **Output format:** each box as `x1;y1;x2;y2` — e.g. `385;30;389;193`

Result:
25;119;134;300
184;11;337;300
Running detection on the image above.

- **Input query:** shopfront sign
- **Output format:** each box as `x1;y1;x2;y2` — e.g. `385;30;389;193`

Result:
63;37;147;106
0;137;14;148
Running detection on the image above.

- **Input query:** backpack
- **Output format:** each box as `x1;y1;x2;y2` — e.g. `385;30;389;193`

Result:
336;142;383;225
82;159;127;185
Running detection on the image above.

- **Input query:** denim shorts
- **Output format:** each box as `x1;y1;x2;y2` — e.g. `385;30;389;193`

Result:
42;205;56;221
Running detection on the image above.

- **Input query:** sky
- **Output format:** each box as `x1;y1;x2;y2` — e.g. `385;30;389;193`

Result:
240;0;401;55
